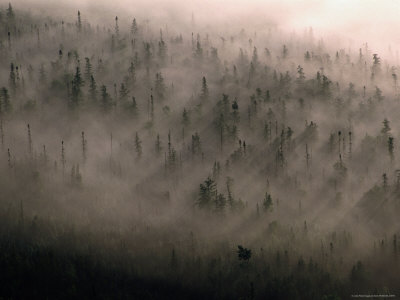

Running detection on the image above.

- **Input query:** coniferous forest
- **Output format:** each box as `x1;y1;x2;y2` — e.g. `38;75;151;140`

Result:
0;1;400;299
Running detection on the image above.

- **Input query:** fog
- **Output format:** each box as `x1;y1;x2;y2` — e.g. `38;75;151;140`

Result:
0;0;400;298
15;0;400;52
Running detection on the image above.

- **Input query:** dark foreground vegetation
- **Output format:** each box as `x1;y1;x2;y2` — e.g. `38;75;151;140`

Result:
2;222;397;300
0;3;400;299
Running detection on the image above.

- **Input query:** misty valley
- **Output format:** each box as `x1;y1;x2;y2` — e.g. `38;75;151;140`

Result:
0;2;399;299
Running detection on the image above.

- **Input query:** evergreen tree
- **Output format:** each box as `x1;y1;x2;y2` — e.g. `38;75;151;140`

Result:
115;16;119;38
182;108;190;127
155;134;162;156
39;64;46;84
282;44;288;59
143;42;152;64
131;18;138;35
158;37;167;65
82;131;87;162
100;85;112;111
1;87;11;113
263;192;273;212
135;132;142;158
383;173;388;189
194;35;203;60
237;245;252;262
388;137;394;162
374;87;384;101
127;62;136;87
304;51;311;61
130;96;138;116
9;63;16;94
154;73;166;99
198;177;216;209
381;118;391;136
251;46;258;66
232;99;239;123
71;66;84;106
226;176;234;208
119;83;129;102
372;53;381;75
6;3;14;24
77;11;82;33
297;65;305;83
215;193;226;213
191;132;201;156
200;76;209;101
89;75;97;102
321;75;331;96
84;57;92;82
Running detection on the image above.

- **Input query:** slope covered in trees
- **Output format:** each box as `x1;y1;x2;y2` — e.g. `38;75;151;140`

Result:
0;3;400;298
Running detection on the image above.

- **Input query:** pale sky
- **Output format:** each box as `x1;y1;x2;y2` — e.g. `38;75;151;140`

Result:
11;0;400;55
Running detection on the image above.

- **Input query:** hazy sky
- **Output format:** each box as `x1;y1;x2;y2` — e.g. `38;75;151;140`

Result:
11;0;400;55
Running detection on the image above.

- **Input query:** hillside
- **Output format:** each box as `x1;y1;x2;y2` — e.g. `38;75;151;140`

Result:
0;3;400;299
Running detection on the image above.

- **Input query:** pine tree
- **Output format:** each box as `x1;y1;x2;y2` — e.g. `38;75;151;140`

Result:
130;96;138;116
182;108;190;127
77;11;82;33
150;94;154;121
82;131;87;162
263;192;273;212
226;176;234;208
297;65;305;83
251;46;258;66
282;44;288;59
9;63;16;94
388;137;394;163
144;42;152;64
89;75;97;102
41;145;48;165
155;134;162;156
232;99;239;123
383;173;388;189
101;85;112;111
71;66;84;106
381;118;391;136
115;16;119;38
84;57;92;82
191;132;201;156
372;53;381;75
194;35;203;60
27;124;32;156
0;118;4;151
198;177;216;209
154;73;166;100
304;51;311;61
374;87;384;101
6;3;15;24
158;36;167;65
119;83;129;102
61;140;66;174
7;148;12;168
237;245;252;262
127;62;136;87
215;193;226;214
39;64;46;84
321;75;331;97
135;132;142;158
1;87;11;113
200;76;209;101
131;18;138;35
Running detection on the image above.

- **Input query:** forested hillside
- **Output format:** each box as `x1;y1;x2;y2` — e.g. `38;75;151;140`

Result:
0;3;399;299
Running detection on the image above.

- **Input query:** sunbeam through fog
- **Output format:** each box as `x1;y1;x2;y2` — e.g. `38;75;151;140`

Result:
0;0;400;298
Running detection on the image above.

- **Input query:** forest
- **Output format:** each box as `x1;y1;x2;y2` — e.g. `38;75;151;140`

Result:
0;1;399;299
